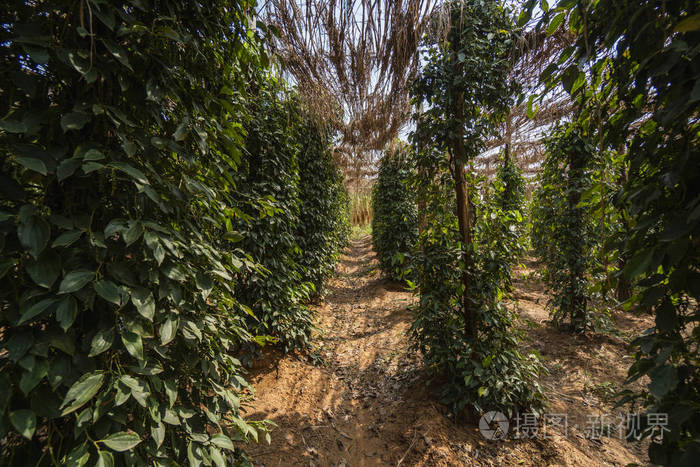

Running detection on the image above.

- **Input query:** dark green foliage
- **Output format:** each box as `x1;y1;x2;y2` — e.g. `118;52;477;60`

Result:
371;147;418;280
409;158;545;416
489;155;526;287
527;0;700;462
0;1;348;464
531;125;596;331
233;84;314;352
0;1;268;464
233;86;348;351
296;122;350;297
409;0;544;417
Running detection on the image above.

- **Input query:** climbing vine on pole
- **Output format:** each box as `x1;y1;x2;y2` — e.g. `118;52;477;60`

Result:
409;0;545;417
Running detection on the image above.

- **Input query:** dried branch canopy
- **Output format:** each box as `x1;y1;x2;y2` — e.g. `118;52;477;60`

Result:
263;0;437;154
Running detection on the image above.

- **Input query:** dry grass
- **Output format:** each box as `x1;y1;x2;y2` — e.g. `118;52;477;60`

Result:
350;193;372;226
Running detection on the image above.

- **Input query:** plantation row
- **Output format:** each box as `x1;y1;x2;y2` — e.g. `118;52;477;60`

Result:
0;1;348;465
371;1;698;466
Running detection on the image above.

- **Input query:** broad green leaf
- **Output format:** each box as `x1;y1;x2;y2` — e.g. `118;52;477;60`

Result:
19;359;48;394
546;12;565;36
65;443;89;467
96;450;114;467
26;250;61;288
123;221;143;245
151;422;165;448
82;161;104;174
18;214;50;258
187;442;203;467
60;370;104;416
0;119;28;133
16;156;47;175
121;331;143;360
164;379;177;408
58;270;95;294
19;298;58;324
82;149;104;161
57;158;81;181
210;433;234;451
648;365;678;399
109;162;149;185
223;231;244;242
100;431;142;452
131;287;155;321
56;296;79;331
52;230;83;247
61;112;90;132
10;409;37;439
210;447;226;467
94;280;122;305
196;273;213;300
159;315;178;345
89;327;115;357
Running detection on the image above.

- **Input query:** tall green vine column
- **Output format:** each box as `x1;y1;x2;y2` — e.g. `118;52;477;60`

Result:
0;0;273;463
531;126;595;332
409;0;545;417
371;145;418;280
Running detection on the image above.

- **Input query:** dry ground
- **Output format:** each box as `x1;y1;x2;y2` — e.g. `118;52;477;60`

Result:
241;234;654;466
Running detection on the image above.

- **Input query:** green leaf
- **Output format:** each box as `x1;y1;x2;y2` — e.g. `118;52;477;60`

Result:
26;250;61;288
19;298;58;324
210;433;234;451
196;273;213;300
52;230;83;247
159;315;178;345
61;112;90;132
109;162;149;185
82;148;105;161
546;12;565;36
131;287;155;321
89;327;115;357
100;431;142;452
10;409;37;439
648;365;678;399
56;296;79;331
16;156;47;175
0;119;28;133
65;443;89;467
60;370;104;416
82;161;105;174
223;231;244;242
18;214;51;258
123;221;144;246
58;270;95;294
210;447;226;467
96;450;114;467
20;359;48;394
121;331;144;360
57;158;81;181
151;422;165;448
188;442;204;467
94;280;122;306
164;379;177;408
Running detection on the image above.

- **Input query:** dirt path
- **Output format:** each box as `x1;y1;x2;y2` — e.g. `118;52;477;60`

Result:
243;234;653;466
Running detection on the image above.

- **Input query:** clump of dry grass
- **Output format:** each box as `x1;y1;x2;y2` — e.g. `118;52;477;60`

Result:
350;192;372;225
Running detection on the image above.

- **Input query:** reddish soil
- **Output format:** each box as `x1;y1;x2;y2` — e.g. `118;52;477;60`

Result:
241;234;653;466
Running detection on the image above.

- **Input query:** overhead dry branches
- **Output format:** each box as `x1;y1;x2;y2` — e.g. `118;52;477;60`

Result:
263;0;437;156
